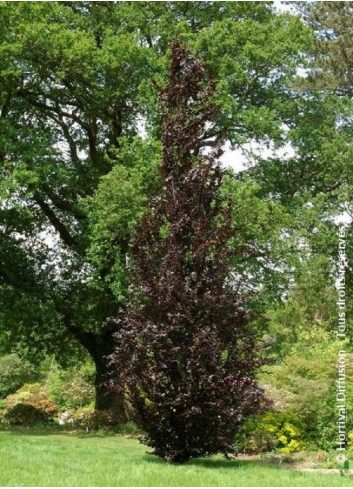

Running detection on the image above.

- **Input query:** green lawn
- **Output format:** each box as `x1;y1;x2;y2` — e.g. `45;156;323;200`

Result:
0;430;351;487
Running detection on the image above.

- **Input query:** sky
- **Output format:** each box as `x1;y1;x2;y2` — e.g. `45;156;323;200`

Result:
220;141;296;174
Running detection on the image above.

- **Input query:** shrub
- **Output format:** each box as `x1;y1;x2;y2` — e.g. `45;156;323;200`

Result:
5;383;43;408
62;373;95;409
0;399;5;425
5;403;49;425
72;408;119;430
236;411;306;453
348;431;353;451
0;354;36;397
259;347;353;450
57;407;138;432
45;362;95;410
57;410;75;426
110;45;266;463
4;383;58;425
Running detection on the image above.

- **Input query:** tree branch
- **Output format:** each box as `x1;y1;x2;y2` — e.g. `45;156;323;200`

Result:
44;187;86;220
33;194;79;251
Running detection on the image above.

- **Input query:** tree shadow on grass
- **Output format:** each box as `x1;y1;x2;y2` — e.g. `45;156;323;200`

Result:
188;458;253;469
142;453;267;471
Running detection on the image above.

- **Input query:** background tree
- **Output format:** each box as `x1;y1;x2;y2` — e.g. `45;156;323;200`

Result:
0;1;308;415
111;44;266;463
0;354;36;398
292;1;353;339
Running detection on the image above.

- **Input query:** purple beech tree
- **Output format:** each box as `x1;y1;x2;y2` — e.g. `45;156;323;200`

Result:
109;44;266;463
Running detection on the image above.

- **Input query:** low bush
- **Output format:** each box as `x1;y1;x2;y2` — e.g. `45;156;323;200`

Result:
348;431;353;451
73;408;119;430
5;403;51;425
259;347;353;451
235;411;306;453
56;406;129;431
3;383;58;426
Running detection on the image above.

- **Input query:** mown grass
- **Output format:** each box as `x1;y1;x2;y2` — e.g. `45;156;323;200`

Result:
0;430;352;487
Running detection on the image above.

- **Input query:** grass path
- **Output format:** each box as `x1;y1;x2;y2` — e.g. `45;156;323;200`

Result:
0;430;352;487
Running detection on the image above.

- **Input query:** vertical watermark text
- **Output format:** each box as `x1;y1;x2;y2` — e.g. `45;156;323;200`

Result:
336;225;347;453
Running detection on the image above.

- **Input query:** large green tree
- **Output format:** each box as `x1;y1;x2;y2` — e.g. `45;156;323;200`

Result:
247;3;353;344
0;1;308;415
294;0;353;274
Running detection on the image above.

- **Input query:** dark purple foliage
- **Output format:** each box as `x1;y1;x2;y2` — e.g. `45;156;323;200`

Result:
109;43;266;463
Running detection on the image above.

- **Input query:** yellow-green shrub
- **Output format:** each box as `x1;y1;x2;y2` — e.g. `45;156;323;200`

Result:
348;431;353;451
235;411;306;453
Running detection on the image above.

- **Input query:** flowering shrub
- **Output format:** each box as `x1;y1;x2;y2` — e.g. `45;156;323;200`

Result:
72;408;118;430
56;407;124;431
45;364;95;410
58;410;75;426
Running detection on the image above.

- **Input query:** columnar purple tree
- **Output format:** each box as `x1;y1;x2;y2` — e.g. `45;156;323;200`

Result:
110;43;266;463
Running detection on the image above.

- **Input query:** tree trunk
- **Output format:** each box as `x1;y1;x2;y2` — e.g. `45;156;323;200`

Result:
64;319;128;422
94;354;128;423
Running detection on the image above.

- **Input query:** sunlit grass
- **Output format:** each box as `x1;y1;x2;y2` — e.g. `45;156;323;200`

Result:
0;430;352;487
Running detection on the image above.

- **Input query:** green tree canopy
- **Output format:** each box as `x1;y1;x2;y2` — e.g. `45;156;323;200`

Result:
0;1;310;412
